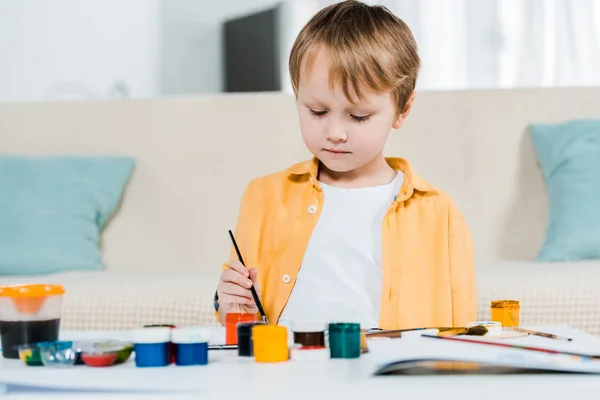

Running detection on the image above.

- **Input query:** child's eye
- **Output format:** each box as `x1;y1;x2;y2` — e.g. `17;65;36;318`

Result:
351;115;370;123
309;109;327;118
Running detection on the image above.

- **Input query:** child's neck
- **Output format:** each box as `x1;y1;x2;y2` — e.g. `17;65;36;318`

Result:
318;155;397;189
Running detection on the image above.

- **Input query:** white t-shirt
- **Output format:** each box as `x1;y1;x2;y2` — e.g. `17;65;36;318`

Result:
280;171;404;329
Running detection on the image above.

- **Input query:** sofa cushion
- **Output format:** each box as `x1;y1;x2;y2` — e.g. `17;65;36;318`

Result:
0;155;134;275
530;119;600;261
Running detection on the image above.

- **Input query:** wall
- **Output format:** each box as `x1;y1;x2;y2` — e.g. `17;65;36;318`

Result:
0;0;161;103
0;0;281;103
159;0;281;95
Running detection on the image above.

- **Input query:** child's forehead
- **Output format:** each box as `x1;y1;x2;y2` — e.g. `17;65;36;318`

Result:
299;46;386;105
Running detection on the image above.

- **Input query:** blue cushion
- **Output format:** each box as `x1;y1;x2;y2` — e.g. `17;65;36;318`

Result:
0;156;134;275
530;119;600;261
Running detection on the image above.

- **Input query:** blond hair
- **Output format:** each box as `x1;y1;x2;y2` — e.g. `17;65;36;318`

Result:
289;0;420;113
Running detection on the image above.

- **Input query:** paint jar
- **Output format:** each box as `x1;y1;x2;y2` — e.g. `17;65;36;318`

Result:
292;320;326;347
237;321;266;357
490;300;520;327
143;324;176;364
0;284;64;359
252;325;288;363
16;343;44;366
225;313;257;345
38;341;77;368
328;323;361;359
79;340;134;367
132;327;171;367
290;345;329;362
171;327;210;366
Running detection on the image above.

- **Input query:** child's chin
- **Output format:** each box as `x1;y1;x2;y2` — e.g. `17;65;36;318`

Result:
319;157;356;173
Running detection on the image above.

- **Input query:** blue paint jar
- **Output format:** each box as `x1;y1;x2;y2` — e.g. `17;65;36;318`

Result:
171;327;210;366
132;327;171;367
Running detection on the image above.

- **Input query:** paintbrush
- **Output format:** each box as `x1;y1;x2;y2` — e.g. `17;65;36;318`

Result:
511;327;573;342
421;334;600;359
366;325;488;339
208;344;238;350
228;230;268;324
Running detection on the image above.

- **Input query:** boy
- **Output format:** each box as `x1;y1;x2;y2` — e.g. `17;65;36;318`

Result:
215;0;476;329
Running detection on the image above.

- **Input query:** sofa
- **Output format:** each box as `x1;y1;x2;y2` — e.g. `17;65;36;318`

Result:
1;88;600;334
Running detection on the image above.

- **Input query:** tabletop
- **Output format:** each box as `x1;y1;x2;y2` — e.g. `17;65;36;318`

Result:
2;325;600;400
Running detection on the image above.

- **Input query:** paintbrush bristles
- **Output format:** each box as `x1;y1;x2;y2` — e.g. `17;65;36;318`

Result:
466;325;488;336
438;326;488;336
438;325;488;337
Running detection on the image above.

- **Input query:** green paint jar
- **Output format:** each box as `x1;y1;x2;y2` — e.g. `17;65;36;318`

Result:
328;323;361;359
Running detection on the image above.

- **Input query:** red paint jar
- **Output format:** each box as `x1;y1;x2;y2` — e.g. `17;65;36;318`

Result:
225;313;257;344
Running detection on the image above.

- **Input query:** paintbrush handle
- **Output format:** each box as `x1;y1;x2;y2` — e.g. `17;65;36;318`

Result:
512;327;573;342
228;230;268;323
208;344;238;350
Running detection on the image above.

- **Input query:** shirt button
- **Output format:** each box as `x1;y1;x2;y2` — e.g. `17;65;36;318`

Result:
282;274;291;284
308;205;317;214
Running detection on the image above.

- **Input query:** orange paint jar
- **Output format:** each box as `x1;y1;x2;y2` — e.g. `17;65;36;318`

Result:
491;300;520;327
225;313;257;344
252;325;288;363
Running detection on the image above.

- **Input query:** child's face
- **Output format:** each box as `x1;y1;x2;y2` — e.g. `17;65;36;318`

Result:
297;48;411;175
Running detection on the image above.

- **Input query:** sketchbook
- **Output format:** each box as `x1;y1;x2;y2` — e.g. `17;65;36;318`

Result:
368;333;600;375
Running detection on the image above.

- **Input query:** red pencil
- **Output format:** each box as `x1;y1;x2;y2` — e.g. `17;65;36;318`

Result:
421;334;600;360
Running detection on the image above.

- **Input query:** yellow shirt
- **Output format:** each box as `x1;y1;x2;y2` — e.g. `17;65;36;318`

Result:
221;157;477;329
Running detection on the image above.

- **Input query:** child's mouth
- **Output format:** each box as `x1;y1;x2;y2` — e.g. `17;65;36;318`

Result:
324;149;351;155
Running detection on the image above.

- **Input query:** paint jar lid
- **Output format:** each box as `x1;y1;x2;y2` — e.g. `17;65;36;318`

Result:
0;284;65;297
490;300;520;309
290;345;329;361
252;325;287;342
132;327;171;344
328;323;361;333
292;320;327;333
171;327;210;344
237;321;266;337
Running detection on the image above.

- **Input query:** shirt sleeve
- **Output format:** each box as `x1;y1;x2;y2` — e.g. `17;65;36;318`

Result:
448;205;477;326
214;180;260;319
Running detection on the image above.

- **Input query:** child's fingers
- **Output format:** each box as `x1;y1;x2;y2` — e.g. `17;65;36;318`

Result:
219;293;257;307
221;269;253;289
219;282;254;300
228;260;249;277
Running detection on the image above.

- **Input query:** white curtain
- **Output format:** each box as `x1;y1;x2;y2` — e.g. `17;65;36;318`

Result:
507;0;600;87
280;0;600;91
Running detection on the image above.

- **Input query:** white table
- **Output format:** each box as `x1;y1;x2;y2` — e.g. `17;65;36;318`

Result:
2;325;600;400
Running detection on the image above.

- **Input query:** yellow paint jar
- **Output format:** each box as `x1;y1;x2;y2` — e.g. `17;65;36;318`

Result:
491;300;520;327
252;325;288;363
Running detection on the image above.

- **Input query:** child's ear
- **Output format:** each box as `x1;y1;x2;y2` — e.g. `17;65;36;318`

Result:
392;92;416;130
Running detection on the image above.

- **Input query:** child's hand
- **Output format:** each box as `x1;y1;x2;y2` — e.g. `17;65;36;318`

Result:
217;260;260;322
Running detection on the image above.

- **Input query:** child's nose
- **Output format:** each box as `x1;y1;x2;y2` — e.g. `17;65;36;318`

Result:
325;123;348;142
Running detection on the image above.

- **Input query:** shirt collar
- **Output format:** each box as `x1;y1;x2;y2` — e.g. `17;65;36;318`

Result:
286;157;437;200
